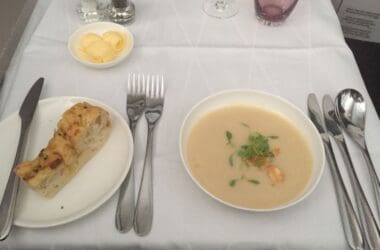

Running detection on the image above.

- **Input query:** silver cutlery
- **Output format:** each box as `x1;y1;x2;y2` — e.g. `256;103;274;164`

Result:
323;94;380;249
0;77;44;241
308;94;364;250
335;89;380;219
134;75;165;236
116;74;146;233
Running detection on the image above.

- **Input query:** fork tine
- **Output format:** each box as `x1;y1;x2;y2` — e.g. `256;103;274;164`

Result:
129;73;165;103
155;75;159;99
160;75;164;98
137;75;141;94
140;74;144;94
139;74;143;94
140;75;143;94
132;74;135;95
142;74;145;94
132;74;136;95
151;75;154;98
146;75;149;97
146;75;150;98
127;74;132;94
149;75;154;98
133;73;137;94
153;75;157;98
150;75;154;98
150;75;155;98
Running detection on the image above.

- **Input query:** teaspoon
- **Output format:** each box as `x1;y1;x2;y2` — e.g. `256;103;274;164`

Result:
335;89;380;219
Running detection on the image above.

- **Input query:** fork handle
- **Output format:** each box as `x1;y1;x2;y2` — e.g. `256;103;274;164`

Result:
115;125;137;233
134;125;154;236
115;165;135;232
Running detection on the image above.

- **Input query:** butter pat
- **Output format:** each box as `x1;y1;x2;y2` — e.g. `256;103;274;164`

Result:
80;33;102;48
79;31;127;63
102;31;125;51
83;40;116;63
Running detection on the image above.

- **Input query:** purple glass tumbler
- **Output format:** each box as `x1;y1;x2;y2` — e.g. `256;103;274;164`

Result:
255;0;298;25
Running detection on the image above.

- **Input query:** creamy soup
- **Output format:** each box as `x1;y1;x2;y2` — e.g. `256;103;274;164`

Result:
186;105;313;209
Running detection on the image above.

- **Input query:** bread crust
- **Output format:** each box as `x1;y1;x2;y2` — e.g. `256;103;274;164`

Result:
15;102;112;198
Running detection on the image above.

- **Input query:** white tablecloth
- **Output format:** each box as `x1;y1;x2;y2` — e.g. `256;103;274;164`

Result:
1;0;380;249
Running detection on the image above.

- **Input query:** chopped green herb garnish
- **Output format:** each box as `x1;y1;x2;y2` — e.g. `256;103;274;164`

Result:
228;154;234;167
229;179;238;187
225;126;281;185
238;133;272;158
226;130;233;145
248;179;260;185
241;122;250;128
235;132;278;168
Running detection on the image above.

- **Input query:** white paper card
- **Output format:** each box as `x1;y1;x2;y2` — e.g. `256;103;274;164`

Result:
337;0;380;43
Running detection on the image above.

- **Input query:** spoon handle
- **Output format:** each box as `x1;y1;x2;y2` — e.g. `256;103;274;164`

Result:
334;138;380;249
361;144;380;219
324;140;365;250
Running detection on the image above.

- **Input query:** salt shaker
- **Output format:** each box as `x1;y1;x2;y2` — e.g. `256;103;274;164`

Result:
77;0;104;23
109;0;135;24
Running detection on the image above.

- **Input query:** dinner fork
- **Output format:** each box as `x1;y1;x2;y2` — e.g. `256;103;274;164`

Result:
134;75;165;236
115;74;146;233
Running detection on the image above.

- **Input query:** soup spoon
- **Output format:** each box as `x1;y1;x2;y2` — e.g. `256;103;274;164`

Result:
335;89;380;218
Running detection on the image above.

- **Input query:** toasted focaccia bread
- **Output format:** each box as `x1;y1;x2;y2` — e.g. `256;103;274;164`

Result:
15;102;112;198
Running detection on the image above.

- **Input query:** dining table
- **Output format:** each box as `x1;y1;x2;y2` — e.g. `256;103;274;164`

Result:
1;0;380;249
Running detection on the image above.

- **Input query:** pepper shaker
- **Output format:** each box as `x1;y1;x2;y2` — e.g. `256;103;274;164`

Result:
109;0;135;24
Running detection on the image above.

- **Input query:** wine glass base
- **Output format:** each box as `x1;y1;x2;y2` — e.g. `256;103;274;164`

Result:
203;0;239;19
255;15;284;26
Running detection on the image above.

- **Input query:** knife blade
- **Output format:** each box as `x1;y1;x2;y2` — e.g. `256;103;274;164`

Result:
323;94;380;250
308;93;364;250
0;77;44;241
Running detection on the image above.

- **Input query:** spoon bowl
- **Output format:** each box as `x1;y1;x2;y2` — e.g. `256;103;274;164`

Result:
335;88;380;227
335;89;366;148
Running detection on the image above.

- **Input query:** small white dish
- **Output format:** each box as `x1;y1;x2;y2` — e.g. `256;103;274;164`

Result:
68;22;134;69
0;96;133;228
179;89;325;212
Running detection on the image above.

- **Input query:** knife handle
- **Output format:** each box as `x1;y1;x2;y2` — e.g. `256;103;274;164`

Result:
0;121;28;241
324;140;365;250
334;138;380;250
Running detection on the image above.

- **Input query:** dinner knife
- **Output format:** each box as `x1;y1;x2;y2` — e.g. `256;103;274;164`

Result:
323;94;380;250
0;77;44;241
308;94;364;250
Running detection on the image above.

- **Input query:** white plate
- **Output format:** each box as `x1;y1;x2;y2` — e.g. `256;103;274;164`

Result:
68;22;134;69
179;89;325;212
0;96;133;228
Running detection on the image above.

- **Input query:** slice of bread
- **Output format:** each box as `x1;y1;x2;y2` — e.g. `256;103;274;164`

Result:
15;102;112;198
